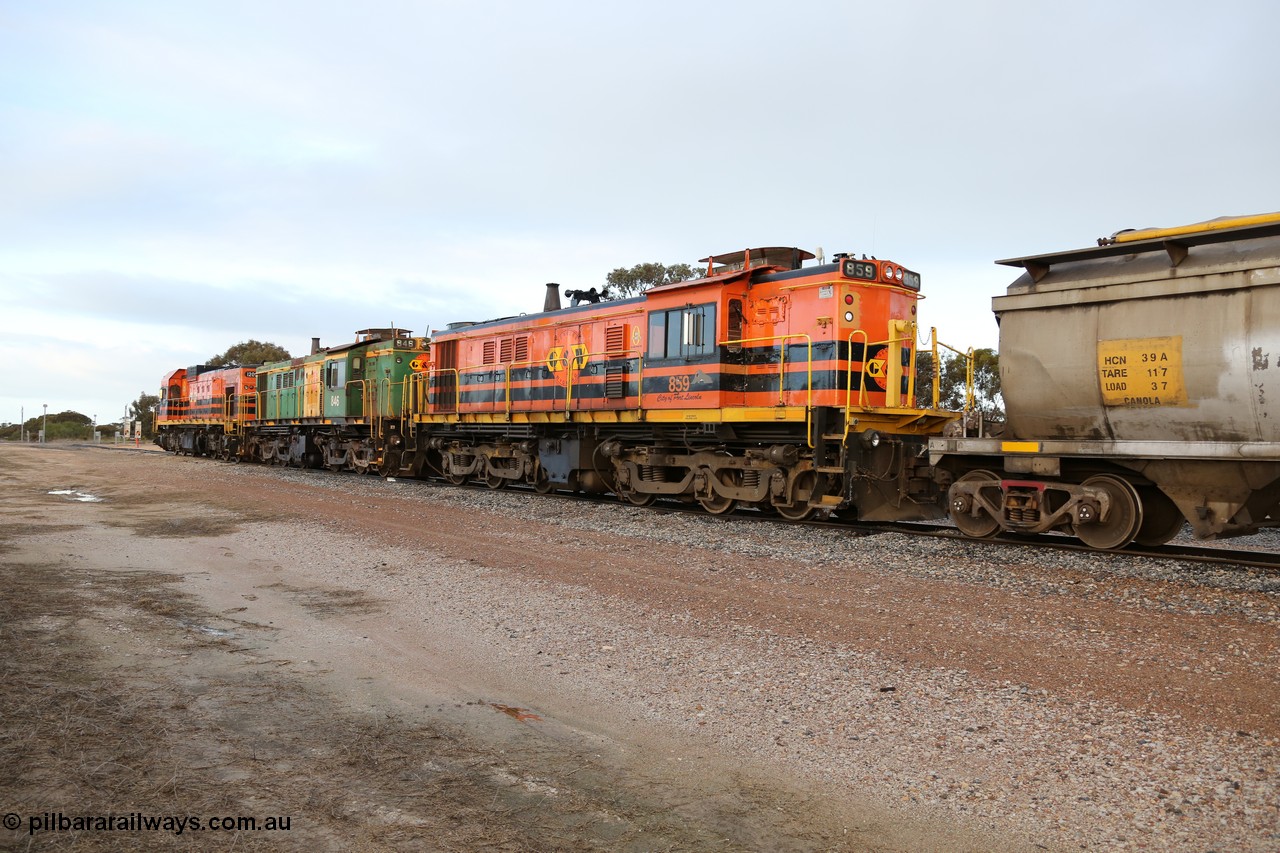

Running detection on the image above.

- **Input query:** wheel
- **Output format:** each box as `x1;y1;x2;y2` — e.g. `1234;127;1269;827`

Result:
445;472;469;486
698;468;739;515
485;470;507;490
532;467;554;494
949;470;1001;538
623;490;656;507
1074;475;1143;550
379;452;401;477
775;502;813;521
698;493;737;515
1134;487;1185;547
774;471;817;521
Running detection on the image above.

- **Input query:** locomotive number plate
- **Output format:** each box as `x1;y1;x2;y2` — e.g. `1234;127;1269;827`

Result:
1096;336;1189;407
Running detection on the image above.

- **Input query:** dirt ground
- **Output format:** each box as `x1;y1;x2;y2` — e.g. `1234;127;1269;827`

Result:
1;444;1020;851
2;443;1276;850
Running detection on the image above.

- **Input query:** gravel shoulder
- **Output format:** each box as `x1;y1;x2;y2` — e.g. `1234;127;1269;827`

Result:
3;443;1277;850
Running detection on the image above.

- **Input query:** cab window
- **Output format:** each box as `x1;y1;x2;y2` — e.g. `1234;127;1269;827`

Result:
646;303;716;360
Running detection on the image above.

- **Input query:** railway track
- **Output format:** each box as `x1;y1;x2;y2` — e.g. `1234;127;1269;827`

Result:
468;479;1280;571
88;442;1280;572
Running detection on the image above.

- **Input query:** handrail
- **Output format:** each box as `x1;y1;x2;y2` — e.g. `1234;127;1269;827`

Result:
344;379;369;421
433;347;645;419
843;324;917;427
424;368;459;414
924;327;976;414
560;345;644;414
720;333;813;446
158;392;251;431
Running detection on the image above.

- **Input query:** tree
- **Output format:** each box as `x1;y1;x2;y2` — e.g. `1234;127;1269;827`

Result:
604;262;701;299
0;411;92;441
207;340;291;367
915;348;1003;420
129;392;160;439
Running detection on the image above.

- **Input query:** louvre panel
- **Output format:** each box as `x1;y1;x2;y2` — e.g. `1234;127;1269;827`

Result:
605;325;626;355
514;336;529;362
499;337;514;363
604;366;625;399
482;340;497;365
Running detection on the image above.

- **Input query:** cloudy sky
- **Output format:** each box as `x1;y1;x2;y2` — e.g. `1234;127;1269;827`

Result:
2;0;1277;428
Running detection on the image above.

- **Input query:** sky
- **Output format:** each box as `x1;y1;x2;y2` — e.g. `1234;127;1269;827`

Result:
2;0;1278;427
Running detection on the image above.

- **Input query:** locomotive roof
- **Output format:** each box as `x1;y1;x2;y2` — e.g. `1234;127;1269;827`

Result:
432;295;647;338
698;247;816;267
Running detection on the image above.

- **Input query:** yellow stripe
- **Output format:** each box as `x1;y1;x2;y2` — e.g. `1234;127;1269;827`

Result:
1115;211;1280;243
1001;440;1041;453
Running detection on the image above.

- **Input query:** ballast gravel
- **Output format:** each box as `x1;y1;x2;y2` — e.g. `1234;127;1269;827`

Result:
213;463;1278;850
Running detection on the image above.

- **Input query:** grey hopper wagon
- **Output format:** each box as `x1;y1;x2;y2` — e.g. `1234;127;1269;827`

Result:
930;213;1280;548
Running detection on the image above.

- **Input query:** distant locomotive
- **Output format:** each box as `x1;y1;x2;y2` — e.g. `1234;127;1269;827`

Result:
931;213;1280;547
158;246;954;522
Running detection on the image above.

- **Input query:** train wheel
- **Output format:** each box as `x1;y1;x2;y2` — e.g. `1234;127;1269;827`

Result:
698;492;737;515
774;470;817;521
485;471;506;490
532;469;554;494
698;469;739;515
949;470;1001;538
774;502;813;521
624;490;656;507
1134;487;1185;547
1074;475;1143;550
445;472;469;486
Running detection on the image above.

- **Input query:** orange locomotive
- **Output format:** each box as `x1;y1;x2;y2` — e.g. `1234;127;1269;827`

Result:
155;365;257;458
407;246;954;520
155;244;956;522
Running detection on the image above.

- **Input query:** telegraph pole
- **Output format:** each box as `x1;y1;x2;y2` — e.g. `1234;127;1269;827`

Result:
42;403;47;444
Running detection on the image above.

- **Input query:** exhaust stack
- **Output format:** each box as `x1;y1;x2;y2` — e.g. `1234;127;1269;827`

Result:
310;337;322;355
543;282;561;312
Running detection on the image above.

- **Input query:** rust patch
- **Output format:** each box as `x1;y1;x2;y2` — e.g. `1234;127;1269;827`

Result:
1252;347;1270;370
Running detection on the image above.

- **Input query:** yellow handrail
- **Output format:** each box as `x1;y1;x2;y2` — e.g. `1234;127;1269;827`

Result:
560;345;644;415
843;327;915;408
720;332;814;446
929;331;976;414
424;368;460;414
